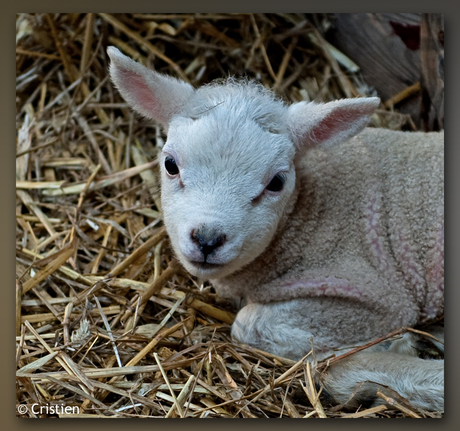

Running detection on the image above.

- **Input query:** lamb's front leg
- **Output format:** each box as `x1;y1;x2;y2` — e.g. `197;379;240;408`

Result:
231;298;400;361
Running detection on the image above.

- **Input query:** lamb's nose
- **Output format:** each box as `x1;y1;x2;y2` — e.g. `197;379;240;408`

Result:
191;228;226;260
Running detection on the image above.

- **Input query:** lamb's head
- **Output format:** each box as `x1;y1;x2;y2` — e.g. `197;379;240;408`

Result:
108;46;379;279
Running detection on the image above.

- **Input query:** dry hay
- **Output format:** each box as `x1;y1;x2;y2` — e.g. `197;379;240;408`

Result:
16;13;439;418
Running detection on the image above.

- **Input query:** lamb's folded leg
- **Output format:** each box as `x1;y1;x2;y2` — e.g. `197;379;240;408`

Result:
321;351;444;412
231;298;408;361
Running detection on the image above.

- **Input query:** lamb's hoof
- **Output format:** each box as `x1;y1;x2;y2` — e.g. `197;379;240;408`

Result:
414;338;444;360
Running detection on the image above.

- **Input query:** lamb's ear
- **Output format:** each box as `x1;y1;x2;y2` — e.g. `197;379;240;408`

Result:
286;97;380;150
107;46;194;128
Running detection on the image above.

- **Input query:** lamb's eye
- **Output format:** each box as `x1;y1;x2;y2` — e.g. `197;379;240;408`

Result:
164;156;179;176
266;173;285;192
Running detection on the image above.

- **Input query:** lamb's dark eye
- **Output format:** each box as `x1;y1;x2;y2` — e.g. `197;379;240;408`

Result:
164;156;179;176
266;173;285;192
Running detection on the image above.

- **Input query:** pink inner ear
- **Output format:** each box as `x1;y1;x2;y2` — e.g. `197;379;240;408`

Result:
311;105;374;143
120;69;159;116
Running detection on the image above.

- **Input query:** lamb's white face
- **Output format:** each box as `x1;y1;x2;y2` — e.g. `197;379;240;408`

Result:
160;114;296;279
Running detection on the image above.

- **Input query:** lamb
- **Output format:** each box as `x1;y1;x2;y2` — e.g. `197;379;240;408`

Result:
107;46;444;412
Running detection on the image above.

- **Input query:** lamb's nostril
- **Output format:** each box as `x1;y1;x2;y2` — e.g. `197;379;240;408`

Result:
191;228;227;259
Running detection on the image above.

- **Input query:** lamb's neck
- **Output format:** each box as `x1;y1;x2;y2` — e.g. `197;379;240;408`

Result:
211;172;307;300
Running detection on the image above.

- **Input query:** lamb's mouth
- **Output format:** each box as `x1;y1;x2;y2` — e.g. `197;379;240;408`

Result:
187;260;225;271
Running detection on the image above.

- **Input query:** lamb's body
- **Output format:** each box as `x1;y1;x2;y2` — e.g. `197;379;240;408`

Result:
221;128;444;358
222;128;444;411
108;46;444;412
